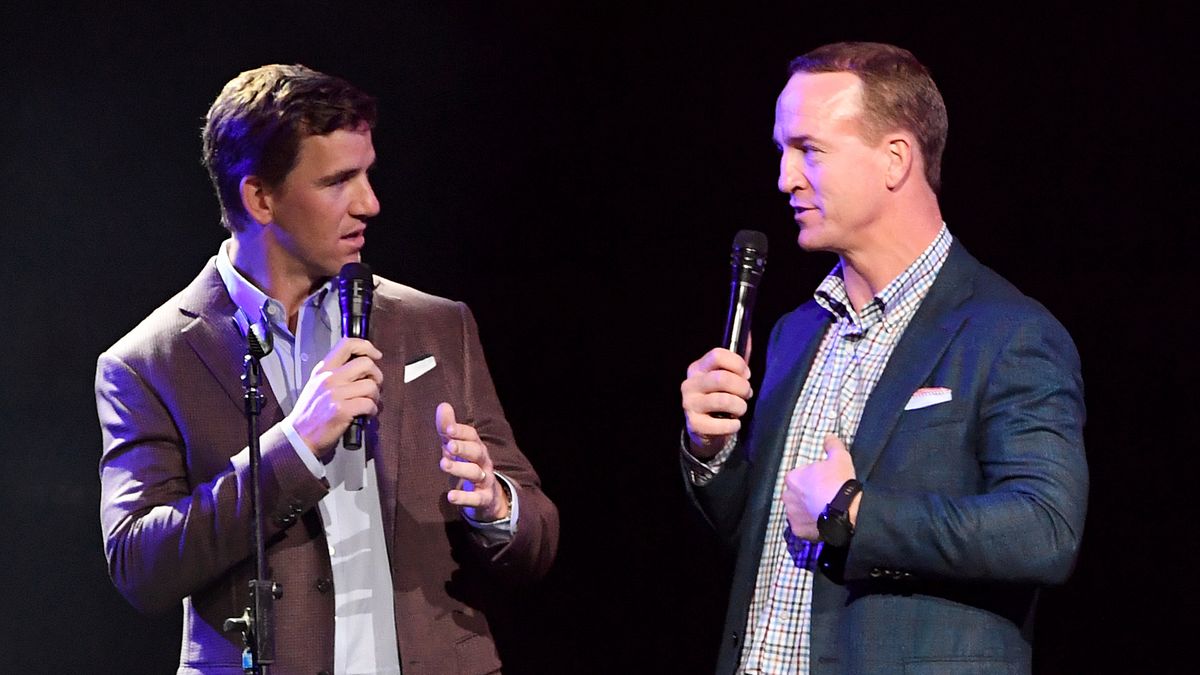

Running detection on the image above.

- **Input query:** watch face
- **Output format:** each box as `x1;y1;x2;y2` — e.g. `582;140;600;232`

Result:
818;511;851;548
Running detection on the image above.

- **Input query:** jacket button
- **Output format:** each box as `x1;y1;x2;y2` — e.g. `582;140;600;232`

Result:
318;671;331;675
730;631;740;646
316;578;333;593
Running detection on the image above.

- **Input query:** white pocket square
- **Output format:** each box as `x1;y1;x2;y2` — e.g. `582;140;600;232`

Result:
404;355;437;383
904;386;952;411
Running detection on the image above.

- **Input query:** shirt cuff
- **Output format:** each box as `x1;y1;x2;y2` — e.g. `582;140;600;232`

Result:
680;429;737;486
463;472;519;545
282;419;327;480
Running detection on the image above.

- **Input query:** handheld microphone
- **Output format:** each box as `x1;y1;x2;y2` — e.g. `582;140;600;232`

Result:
338;262;374;450
722;229;768;358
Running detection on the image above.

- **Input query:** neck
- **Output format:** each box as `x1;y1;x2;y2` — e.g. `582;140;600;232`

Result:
840;194;942;311
228;235;323;330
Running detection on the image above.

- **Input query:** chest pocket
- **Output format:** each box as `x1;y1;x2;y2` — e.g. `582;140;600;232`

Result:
871;401;974;486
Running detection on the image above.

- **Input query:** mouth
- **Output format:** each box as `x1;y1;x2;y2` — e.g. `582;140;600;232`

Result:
340;229;366;248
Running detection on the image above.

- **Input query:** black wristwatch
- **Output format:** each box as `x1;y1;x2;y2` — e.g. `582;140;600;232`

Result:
817;479;863;548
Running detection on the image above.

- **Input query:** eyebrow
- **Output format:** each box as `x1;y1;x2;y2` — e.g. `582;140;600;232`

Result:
777;134;817;147
316;161;376;187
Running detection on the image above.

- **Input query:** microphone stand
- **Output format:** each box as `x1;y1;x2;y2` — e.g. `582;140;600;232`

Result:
224;324;281;674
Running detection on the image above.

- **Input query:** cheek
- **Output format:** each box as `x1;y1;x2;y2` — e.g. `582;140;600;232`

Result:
290;198;342;234
807;159;836;190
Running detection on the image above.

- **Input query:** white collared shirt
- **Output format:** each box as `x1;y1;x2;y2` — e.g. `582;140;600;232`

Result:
217;242;522;673
217;242;402;673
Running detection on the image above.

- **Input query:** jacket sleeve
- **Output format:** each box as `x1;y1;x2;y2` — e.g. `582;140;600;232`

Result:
453;303;559;581
96;352;328;614
844;313;1089;586
683;310;797;548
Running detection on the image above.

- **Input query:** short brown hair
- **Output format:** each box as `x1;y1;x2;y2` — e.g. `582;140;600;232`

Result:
202;64;377;231
789;42;948;193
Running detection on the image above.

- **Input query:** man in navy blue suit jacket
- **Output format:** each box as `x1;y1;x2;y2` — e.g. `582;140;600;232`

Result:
680;42;1087;674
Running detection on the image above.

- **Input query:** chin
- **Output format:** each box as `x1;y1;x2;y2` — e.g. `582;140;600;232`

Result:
796;230;825;252
332;252;362;271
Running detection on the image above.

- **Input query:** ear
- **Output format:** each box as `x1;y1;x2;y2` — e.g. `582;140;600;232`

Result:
239;175;274;226
883;133;916;190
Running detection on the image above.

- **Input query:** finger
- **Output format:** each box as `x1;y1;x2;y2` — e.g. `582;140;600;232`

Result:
325;337;384;369
437;406;483;444
442;437;490;466
823;433;848;459
444;420;482;443
329;395;379;421
699;370;753;399
336;356;385;386
783;466;806;493
687;348;751;381
439;457;488;482
706;347;751;380
685;391;749;418
336;378;382;406
435;402;456;439
686;348;750;379
684;412;741;438
447;488;492;507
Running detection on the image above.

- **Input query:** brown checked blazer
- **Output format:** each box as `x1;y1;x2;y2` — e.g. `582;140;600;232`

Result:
97;259;559;674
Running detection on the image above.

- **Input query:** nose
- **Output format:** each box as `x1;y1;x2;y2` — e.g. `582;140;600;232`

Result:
353;174;381;219
777;149;808;194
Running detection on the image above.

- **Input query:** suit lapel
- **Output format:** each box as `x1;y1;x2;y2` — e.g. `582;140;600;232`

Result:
366;285;406;553
850;242;977;480
748;302;830;517
178;259;283;425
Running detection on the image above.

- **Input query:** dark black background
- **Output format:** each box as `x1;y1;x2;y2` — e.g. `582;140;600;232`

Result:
1;2;1193;673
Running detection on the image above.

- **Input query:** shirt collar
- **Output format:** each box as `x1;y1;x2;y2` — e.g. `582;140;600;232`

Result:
215;240;333;336
874;224;952;319
813;223;953;329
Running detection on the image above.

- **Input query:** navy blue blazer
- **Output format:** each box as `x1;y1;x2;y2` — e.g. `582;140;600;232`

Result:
691;241;1088;674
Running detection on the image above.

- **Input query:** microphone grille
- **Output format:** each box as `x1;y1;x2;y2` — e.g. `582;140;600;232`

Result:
338;262;373;283
247;321;274;359
733;229;768;256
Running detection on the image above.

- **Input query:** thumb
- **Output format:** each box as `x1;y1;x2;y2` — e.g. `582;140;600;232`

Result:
436;402;457;437
823;433;848;460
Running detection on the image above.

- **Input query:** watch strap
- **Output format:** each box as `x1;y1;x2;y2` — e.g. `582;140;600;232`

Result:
828;478;863;514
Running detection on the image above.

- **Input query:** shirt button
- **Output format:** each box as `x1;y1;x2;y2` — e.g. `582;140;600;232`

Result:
301;353;309;362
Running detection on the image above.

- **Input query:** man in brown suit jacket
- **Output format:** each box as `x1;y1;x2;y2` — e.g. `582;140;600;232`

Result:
96;64;558;674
